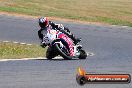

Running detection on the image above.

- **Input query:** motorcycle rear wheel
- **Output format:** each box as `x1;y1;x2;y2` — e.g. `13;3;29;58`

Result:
78;50;87;59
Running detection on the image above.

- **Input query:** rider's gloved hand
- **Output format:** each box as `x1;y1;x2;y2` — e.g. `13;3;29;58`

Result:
40;42;47;48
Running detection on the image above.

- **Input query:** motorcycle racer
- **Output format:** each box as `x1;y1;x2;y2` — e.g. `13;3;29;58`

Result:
38;17;81;48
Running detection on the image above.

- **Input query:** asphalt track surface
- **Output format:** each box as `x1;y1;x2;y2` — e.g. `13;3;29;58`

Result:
0;15;132;88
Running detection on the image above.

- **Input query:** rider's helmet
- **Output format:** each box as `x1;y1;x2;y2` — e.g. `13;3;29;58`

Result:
39;17;49;28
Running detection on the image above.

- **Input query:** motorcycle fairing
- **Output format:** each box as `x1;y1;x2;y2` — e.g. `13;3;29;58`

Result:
58;33;74;56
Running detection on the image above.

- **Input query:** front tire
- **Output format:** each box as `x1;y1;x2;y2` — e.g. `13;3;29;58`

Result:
55;43;72;60
46;47;57;60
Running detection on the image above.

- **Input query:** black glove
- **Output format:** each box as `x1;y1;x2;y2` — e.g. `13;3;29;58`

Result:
40;43;47;48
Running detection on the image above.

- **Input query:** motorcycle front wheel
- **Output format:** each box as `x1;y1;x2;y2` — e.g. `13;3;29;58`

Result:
55;43;72;60
46;47;58;60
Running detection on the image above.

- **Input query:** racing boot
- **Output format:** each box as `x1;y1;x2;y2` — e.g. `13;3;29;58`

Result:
70;34;81;45
77;44;82;49
69;33;81;45
60;28;81;45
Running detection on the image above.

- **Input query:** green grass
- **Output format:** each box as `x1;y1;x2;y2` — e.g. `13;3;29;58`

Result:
0;42;46;59
0;0;132;26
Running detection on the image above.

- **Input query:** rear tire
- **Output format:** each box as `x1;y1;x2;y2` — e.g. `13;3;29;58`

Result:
79;50;87;59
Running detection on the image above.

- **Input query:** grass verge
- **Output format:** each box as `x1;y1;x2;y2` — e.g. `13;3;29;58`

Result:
0;42;46;59
0;0;132;26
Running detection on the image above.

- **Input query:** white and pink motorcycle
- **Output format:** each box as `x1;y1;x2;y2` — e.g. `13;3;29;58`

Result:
43;28;87;60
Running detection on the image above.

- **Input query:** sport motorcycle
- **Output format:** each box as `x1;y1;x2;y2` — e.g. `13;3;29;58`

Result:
43;28;87;60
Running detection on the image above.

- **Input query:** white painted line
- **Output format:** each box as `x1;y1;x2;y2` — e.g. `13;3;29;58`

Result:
37;56;62;60
0;58;42;62
122;26;129;28
112;25;117;27
3;41;10;43
112;25;129;28
13;42;19;44
0;59;30;62
1;41;33;46
87;52;95;56
0;57;63;62
53;56;62;59
20;43;26;45
26;44;32;46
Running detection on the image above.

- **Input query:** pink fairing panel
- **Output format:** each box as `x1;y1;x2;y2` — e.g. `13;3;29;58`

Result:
58;33;74;56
